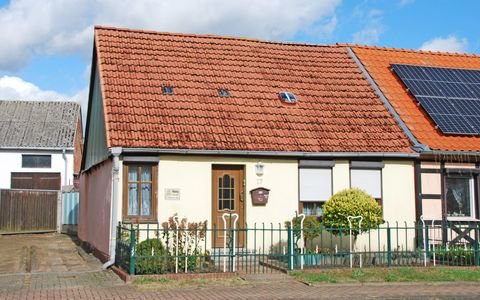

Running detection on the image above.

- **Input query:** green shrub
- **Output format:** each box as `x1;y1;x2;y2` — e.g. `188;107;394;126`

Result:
322;188;383;236
135;238;167;274
285;216;322;240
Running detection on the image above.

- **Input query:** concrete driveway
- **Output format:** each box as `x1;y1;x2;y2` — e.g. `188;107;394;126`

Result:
0;233;100;274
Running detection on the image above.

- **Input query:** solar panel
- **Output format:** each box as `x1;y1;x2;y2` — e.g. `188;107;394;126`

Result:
391;64;480;135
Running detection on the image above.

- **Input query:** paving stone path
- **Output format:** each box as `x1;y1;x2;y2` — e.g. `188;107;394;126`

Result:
1;233;480;299
2;271;480;299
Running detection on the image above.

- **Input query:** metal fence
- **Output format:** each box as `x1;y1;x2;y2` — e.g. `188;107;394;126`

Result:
62;191;79;225
115;218;480;275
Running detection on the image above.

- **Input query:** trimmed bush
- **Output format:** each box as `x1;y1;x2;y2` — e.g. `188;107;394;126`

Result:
135;238;167;274
322;188;382;236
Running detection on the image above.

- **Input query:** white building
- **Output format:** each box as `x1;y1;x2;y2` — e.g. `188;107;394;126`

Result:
0;101;83;190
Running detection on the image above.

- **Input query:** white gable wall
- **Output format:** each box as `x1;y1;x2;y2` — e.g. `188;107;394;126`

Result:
0;149;74;189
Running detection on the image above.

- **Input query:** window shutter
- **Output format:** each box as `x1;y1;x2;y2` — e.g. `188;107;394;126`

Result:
299;168;332;201
350;169;382;198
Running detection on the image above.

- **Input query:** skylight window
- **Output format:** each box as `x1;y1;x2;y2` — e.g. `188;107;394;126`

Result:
162;86;174;95
279;91;297;104
218;88;230;97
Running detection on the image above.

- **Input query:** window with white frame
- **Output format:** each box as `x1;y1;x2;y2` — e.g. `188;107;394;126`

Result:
350;161;383;206
446;175;475;218
299;160;333;217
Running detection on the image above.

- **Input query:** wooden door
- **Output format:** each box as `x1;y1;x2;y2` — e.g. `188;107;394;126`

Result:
11;172;61;190
212;165;245;248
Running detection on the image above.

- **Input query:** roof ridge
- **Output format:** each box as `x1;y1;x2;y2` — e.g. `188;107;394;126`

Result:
94;25;334;48
0;99;79;105
340;43;480;58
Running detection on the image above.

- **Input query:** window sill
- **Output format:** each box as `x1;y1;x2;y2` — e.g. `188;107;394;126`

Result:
446;217;478;222
122;219;158;224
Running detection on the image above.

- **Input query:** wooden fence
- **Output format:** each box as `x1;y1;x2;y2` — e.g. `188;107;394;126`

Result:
0;189;59;234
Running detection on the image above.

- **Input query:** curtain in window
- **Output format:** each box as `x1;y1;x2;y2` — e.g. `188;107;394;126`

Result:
446;177;472;217
128;183;138;215
128;168;139;215
141;166;152;216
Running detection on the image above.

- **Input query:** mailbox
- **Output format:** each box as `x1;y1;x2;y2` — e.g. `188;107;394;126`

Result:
250;187;270;205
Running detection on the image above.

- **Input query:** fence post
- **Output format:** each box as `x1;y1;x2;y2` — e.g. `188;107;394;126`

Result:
475;224;479;266
56;191;62;233
129;223;135;275
425;223;430;260
287;224;293;270
387;226;392;267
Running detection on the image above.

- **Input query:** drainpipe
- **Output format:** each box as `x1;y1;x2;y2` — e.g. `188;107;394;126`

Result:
62;148;68;186
102;147;122;270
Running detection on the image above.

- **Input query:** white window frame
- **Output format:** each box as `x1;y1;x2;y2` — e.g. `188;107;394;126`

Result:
445;175;476;221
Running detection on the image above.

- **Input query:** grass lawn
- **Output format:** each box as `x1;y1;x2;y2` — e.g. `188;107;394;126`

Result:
132;275;247;291
290;267;480;284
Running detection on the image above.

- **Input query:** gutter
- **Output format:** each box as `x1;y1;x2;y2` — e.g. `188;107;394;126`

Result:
62;148;68;186
346;47;430;154
119;147;419;158
102;147;122;270
426;150;480;157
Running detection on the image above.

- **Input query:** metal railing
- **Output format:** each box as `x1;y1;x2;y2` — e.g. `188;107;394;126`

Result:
115;219;480;275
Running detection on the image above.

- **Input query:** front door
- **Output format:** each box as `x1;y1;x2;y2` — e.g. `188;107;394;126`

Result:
212;165;245;248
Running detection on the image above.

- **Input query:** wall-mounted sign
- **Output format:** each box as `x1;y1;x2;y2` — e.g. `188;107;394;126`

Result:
165;188;181;200
250;187;270;205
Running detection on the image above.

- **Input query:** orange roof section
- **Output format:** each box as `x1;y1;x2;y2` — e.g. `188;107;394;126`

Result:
94;27;413;154
350;45;480;152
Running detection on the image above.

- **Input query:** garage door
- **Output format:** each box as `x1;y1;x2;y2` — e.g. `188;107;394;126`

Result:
11;172;61;190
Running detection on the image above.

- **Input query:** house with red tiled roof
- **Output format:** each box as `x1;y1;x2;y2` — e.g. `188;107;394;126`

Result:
349;45;480;225
79;27;419;262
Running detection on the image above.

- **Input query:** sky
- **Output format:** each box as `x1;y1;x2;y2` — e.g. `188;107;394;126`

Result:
0;0;478;125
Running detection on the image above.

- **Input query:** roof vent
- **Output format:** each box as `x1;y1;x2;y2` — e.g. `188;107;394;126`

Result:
218;88;230;97
162;86;174;95
279;91;297;104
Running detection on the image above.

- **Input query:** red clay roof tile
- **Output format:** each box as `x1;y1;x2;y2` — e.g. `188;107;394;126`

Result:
350;45;480;152
95;27;412;153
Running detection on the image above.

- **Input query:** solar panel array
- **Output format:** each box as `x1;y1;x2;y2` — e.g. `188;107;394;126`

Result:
391;64;480;135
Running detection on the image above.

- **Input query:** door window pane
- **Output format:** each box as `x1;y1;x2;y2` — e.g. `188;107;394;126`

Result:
446;176;473;217
218;175;234;210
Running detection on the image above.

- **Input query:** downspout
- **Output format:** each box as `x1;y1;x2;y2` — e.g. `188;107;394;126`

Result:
62;148;68;186
103;147;122;270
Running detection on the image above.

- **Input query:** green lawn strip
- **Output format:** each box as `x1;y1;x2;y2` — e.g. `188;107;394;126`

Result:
290;267;480;284
133;275;247;291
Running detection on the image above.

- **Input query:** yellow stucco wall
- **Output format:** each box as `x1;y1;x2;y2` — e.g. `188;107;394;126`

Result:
115;155;416;250
381;160;416;224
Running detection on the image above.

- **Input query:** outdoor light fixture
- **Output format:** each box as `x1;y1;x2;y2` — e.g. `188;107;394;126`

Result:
255;161;264;176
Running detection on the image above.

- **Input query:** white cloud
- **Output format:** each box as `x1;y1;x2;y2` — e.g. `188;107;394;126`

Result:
352;9;384;45
0;0;341;71
0;75;88;125
399;0;415;6
419;36;468;53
